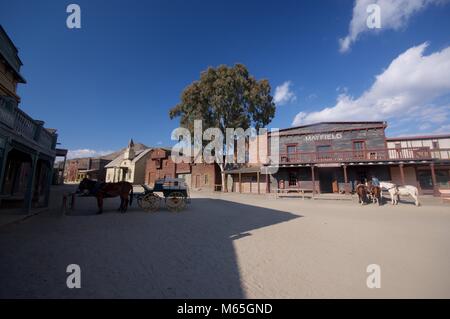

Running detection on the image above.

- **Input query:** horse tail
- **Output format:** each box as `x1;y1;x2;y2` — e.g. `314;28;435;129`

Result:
129;186;133;207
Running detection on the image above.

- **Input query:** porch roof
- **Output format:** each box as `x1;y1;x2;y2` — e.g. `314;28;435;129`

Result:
225;166;262;174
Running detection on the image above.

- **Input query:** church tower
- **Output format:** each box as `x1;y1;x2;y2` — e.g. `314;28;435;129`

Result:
124;139;135;160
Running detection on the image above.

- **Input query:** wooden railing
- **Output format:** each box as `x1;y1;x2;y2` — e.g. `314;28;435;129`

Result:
430;149;450;160
0;98;56;151
279;147;450;164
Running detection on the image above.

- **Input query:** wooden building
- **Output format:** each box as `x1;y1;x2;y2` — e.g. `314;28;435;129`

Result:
223;131;270;194
386;134;450;194
0;25;58;210
224;121;450;196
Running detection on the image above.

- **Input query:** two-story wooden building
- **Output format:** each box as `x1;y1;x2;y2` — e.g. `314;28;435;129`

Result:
270;121;391;194
386;134;450;194
0;25;58;210
224;121;450;196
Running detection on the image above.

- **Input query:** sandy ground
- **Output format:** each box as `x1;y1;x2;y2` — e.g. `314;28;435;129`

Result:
0;187;449;298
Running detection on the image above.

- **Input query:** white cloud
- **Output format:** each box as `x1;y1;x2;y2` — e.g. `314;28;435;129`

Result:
67;149;113;159
293;43;450;133
274;81;297;105
339;0;447;53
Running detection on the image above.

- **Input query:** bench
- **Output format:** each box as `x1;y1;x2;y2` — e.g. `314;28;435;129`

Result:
439;189;450;204
275;188;312;200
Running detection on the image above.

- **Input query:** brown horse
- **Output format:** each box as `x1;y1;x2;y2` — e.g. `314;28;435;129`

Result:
78;178;133;214
356;184;368;205
366;181;382;206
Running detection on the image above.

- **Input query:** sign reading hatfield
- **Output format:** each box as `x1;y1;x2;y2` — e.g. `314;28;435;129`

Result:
304;132;343;142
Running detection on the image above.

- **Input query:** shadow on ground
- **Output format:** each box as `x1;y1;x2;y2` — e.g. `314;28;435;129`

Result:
0;196;300;298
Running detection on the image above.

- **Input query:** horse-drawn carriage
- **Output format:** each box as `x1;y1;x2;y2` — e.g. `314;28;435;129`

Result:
77;177;190;214
135;178;190;212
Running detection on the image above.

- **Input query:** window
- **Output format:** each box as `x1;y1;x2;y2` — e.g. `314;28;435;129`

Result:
287;145;297;162
432;141;439;149
316;145;332;161
287;145;297;154
204;174;208;185
353;141;366;151
353;141;366;160
316;145;331;152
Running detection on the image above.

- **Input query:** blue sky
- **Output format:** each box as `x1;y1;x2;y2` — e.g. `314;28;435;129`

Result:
1;0;449;158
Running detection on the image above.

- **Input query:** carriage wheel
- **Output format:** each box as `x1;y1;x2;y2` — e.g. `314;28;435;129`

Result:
139;193;160;212
166;192;186;212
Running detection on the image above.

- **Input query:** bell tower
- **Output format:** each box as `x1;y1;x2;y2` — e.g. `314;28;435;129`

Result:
124;138;135;160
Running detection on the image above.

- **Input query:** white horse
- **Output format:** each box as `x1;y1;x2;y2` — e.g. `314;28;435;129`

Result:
380;182;420;206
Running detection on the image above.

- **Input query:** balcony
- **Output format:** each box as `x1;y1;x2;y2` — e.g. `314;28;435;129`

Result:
0;97;56;153
279;147;450;164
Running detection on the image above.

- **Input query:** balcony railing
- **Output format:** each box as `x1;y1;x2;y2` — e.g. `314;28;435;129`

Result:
0;99;56;152
279;147;450;164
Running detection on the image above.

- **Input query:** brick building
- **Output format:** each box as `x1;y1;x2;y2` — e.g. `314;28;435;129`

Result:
64;157;110;183
145;148;221;191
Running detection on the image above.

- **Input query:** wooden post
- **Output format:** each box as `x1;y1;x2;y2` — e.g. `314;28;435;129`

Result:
399;164;406;185
44;158;55;207
23;154;38;212
257;171;260;194
343;165;348;183
239;172;242;193
60;154;67;184
311;165;316;196
343;165;348;195
223;172;227;192
430;163;438;196
0;143;11;195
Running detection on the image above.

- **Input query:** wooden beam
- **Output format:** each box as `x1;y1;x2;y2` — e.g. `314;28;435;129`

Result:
311;165;316;196
430;163;438;196
239;172;242;193
399;164;406;185
223;172;227;192
257;171;260;194
343;165;348;183
23;154;38;212
343;165;349;195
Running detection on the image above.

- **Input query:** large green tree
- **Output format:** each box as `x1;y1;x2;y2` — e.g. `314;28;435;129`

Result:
169;63;276;189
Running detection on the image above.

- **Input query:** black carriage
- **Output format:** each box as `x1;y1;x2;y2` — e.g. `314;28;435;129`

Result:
135;178;190;212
